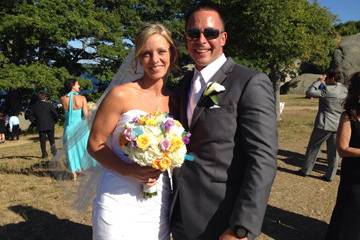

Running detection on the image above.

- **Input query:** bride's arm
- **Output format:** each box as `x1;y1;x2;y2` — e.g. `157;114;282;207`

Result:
87;86;160;182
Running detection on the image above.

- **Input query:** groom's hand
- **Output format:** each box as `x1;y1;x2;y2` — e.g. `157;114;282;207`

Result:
219;228;248;240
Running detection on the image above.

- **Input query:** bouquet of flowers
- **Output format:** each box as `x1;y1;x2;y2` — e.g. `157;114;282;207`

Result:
119;112;191;198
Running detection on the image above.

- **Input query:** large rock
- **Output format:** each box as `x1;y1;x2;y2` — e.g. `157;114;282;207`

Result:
333;33;360;83
281;73;322;95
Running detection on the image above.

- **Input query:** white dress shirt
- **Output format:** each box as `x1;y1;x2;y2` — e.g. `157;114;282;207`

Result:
187;54;227;126
9;115;20;132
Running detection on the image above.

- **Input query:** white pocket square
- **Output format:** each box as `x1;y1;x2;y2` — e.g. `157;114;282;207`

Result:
209;104;221;109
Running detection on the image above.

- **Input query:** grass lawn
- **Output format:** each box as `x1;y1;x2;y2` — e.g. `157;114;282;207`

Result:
0;95;339;240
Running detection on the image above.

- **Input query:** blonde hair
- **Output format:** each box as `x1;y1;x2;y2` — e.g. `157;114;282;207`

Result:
134;23;178;70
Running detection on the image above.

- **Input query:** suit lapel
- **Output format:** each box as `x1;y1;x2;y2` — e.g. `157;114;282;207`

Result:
189;58;235;130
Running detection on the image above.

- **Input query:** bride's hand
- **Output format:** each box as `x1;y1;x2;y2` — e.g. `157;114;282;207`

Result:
124;163;161;184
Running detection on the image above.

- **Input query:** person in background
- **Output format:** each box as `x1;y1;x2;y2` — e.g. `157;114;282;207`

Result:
298;70;348;182
0;111;6;143
60;78;94;180
325;72;360;239
31;90;58;158
9;113;20;140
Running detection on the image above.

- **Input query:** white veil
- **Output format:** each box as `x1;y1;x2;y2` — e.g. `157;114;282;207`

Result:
51;48;144;212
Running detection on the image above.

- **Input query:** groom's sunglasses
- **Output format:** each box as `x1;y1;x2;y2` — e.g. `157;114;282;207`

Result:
185;27;223;40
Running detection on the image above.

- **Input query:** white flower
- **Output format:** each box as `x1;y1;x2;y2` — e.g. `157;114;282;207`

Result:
203;82;226;96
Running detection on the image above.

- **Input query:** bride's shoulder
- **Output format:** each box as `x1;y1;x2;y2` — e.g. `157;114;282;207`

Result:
107;82;138;100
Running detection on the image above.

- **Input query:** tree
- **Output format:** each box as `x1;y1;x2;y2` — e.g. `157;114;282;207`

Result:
335;21;360;36
223;0;337;119
0;0;129;97
0;0;188;98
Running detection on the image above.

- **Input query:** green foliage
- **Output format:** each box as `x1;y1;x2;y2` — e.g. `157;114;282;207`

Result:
335;21;360;36
0;0;339;107
0;0;188;98
0;62;71;95
224;0;336;74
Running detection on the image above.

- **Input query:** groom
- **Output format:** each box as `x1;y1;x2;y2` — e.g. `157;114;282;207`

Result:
170;2;277;240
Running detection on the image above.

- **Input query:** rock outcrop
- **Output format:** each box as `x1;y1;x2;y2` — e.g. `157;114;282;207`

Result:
281;74;322;95
333;33;360;83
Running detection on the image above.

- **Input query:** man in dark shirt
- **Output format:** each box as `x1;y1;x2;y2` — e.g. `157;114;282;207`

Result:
31;91;58;158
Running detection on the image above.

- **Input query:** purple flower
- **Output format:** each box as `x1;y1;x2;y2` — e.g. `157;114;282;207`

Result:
131;140;137;148
182;132;191;145
163;119;174;132
123;128;135;141
160;139;170;151
132;116;139;123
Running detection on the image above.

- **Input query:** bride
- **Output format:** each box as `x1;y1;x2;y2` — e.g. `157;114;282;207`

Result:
87;23;178;240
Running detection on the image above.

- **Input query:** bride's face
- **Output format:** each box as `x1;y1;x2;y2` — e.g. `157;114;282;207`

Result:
139;34;171;81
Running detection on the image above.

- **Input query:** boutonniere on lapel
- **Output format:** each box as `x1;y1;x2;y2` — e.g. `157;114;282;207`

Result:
203;82;226;105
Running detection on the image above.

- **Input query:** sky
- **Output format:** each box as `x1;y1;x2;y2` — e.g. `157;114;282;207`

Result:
315;0;360;23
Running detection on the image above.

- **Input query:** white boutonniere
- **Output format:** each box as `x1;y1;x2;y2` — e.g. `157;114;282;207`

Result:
203;82;226;105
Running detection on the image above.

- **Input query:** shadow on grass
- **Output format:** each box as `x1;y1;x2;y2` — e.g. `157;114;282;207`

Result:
277;149;340;176
262;205;328;240
0;160;71;180
0;205;91;240
0;205;328;240
27;136;62;142
0;155;42;160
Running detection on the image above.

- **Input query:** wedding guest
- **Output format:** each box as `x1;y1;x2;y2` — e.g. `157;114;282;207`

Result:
60;78;95;180
170;2;277;239
87;23;178;239
9;113;20;140
298;70;347;182
0;111;6;143
31;90;58;158
325;72;360;239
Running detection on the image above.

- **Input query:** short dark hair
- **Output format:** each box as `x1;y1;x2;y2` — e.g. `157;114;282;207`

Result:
185;1;225;30
344;71;360;120
326;70;341;82
64;78;78;93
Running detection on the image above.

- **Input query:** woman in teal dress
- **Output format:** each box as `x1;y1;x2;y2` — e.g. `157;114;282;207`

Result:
61;79;96;180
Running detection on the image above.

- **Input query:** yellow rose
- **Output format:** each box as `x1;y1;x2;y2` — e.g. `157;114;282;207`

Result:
169;137;184;152
145;117;157;126
136;134;151;150
152;154;172;171
138;116;146;125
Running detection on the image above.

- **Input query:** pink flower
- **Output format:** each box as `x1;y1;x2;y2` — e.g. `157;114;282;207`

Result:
163;119;174;132
160;139;170;151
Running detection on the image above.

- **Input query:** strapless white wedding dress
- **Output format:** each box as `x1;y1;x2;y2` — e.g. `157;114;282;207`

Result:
92;110;171;240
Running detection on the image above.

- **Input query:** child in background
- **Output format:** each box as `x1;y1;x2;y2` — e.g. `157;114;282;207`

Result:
9;113;20;140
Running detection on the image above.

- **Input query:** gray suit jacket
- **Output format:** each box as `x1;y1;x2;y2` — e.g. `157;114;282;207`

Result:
170;58;277;239
306;80;347;132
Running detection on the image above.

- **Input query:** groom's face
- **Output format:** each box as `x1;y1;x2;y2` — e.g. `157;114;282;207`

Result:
186;10;227;70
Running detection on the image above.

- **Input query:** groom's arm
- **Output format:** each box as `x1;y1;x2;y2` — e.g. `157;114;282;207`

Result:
229;73;277;238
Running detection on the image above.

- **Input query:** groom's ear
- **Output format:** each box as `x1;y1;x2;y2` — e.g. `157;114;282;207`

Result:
220;31;227;47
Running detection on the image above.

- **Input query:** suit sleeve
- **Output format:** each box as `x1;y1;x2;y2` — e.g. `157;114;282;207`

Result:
229;73;277;237
306;80;326;98
50;104;58;122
